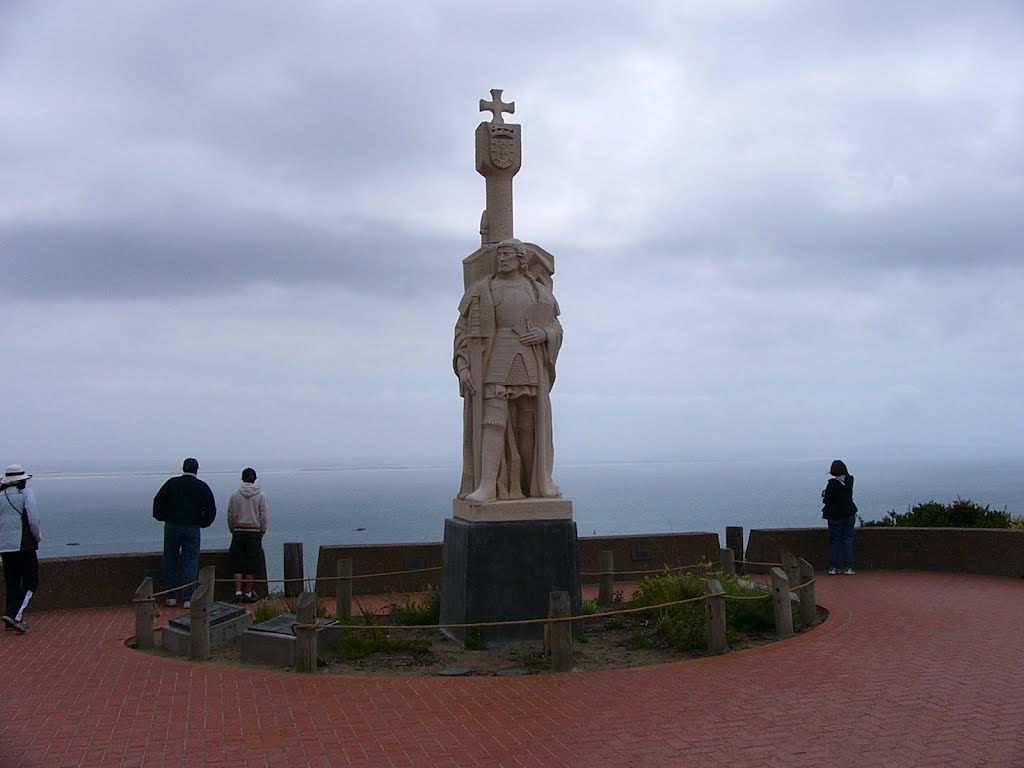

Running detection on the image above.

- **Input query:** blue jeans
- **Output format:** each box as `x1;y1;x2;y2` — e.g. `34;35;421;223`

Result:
163;523;201;601
827;517;856;570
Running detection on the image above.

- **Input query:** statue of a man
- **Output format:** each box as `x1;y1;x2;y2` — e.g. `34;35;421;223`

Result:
454;238;562;503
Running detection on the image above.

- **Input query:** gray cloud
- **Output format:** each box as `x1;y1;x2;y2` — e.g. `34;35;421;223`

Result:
0;1;1022;463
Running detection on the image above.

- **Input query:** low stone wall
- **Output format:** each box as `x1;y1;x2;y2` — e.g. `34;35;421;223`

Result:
10;526;1019;614
745;527;1024;578
313;532;723;597
0;549;266;613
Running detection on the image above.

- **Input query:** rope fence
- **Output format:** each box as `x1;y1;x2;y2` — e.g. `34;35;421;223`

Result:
131;545;821;671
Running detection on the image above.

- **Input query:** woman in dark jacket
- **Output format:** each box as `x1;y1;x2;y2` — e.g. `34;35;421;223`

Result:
822;459;857;575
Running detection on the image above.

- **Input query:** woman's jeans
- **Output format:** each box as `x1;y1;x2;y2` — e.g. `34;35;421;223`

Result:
163;523;201;601
827;516;856;570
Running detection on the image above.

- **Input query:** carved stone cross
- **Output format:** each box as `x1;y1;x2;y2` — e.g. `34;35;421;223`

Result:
479;88;515;125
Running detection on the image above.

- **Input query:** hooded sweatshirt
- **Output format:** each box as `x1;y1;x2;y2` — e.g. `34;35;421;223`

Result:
227;482;269;533
821;474;858;520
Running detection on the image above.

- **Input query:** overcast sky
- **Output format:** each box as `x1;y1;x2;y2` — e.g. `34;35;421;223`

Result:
1;1;1022;469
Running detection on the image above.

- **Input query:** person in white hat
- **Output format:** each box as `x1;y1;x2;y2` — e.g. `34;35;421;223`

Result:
0;464;42;633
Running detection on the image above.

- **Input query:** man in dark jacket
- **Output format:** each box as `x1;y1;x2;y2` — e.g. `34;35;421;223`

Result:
153;457;216;607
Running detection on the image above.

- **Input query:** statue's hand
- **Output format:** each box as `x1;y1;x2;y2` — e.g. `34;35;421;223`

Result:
458;368;476;396
519;328;547;345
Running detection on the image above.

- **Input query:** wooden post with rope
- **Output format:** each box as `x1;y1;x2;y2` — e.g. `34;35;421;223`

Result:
189;583;210;661
598;550;614;604
726;526;744;574
336;558;352;620
719;547;736;576
295;591;317;673
781;551;800;599
705;578;727;654
134;576;154;650
198;565;215;607
770;567;794;639
284;542;304;598
548;591;572;672
798;558;817;626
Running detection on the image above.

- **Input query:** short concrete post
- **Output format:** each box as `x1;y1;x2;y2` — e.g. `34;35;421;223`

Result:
189;583;211;661
336;558;352;620
719;548;736;576
598;550;614;605
726;526;744;573
198;565;216;607
781;551;800;597
798;558;817;626
705;578;727;655
284;542;304;598
548;591;572;673
769;567;794;639
295;591;317;673
134;577;154;650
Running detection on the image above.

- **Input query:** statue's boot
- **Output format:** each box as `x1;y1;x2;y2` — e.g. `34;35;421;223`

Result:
536;479;562;498
465;424;503;504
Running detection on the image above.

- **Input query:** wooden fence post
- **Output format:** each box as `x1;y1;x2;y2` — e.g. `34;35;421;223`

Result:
548;591;572;672
798;558;817;626
598;550;614;605
284;542;304;598
769;567;794;639
719;548;736;576
336;558;352;620
726;526;744;573
295;591;317;673
705;578;727;654
134;577;154;650
198;565;216;607
781;551;800;595
189;583;210;661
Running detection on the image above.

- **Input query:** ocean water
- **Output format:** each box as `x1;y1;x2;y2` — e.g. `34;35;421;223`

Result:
21;456;1024;583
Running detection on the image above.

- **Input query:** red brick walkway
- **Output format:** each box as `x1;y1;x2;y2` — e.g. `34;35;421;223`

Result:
2;571;1023;767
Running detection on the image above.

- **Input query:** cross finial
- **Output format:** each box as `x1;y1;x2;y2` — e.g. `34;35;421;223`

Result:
479;88;515;125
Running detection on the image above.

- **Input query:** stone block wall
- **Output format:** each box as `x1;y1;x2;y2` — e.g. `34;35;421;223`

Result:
745;527;1024;578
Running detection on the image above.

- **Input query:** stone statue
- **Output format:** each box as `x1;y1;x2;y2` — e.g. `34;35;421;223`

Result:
454;237;562;503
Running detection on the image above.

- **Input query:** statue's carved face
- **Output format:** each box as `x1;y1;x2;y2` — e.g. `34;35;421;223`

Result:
496;247;521;274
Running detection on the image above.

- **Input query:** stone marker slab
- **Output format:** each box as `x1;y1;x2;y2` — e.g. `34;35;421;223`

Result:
161;601;253;657
240;613;338;667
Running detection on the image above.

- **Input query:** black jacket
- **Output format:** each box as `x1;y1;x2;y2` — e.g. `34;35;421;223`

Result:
153;473;217;528
821;475;858;520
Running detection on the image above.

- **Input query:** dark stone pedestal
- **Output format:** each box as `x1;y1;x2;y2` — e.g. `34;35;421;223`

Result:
440;516;582;646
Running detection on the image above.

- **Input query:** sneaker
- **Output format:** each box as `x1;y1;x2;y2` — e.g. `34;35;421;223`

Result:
844;568;855;575
165;598;178;607
233;593;244;604
6;617;27;634
183;600;191;609
827;567;838;575
2;614;14;628
242;593;258;604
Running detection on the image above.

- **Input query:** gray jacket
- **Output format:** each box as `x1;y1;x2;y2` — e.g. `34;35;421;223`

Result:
0;485;41;553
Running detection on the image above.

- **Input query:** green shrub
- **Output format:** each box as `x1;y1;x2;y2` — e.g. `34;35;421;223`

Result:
253;599;285;623
862;498;1023;529
386;590;441;626
580;598;599;616
335;608;430;660
627;568;786;651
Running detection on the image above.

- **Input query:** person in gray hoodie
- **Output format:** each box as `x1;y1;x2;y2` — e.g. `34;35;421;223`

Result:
226;467;269;603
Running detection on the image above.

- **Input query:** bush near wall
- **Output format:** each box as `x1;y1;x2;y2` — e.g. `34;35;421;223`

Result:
861;498;1024;529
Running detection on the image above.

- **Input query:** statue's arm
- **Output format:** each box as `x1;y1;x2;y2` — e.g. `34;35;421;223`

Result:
453;301;476;396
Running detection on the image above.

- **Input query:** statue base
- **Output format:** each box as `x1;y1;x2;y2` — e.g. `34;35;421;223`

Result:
453;497;573;522
440;510;582;646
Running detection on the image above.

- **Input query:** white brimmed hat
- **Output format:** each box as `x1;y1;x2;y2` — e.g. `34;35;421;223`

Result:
1;464;32;487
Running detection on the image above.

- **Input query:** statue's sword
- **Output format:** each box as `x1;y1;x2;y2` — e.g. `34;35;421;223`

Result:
469;297;484;488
